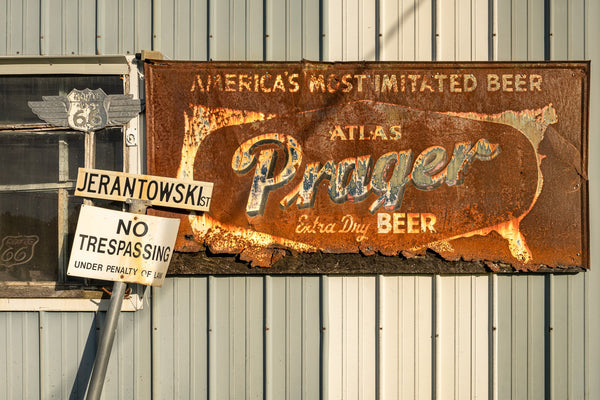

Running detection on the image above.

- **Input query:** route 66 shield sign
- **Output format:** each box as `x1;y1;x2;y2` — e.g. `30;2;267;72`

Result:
67;89;108;132
29;88;141;132
0;235;39;267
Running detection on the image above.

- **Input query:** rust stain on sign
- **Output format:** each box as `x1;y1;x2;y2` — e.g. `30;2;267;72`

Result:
145;61;589;272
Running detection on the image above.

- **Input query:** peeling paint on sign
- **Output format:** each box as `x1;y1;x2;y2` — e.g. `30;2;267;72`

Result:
146;61;589;272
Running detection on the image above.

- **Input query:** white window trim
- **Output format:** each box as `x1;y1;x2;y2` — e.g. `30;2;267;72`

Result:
0;290;145;311
0;55;145;311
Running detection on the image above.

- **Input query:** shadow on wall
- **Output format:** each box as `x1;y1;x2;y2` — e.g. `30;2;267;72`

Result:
69;315;100;399
365;0;432;61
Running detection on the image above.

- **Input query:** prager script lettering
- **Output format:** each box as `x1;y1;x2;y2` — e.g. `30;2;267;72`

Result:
232;133;501;217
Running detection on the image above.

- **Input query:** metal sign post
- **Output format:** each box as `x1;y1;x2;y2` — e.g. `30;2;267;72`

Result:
85;281;127;399
85;199;147;400
28;88;144;399
66;197;180;398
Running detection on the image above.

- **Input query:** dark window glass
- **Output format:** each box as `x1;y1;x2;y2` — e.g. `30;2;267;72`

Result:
0;131;82;185
0;191;58;281
0;74;125;284
0;75;123;125
95;128;124;172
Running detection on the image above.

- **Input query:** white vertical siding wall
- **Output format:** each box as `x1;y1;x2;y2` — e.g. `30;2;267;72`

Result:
546;2;587;399
0;312;39;399
587;2;600;399
437;1;490;398
493;1;594;400
494;2;547;399
0;0;599;399
324;1;491;398
324;1;598;399
151;2;324;399
0;308;152;400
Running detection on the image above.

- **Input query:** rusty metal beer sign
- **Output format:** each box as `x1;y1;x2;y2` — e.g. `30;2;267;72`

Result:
145;61;589;272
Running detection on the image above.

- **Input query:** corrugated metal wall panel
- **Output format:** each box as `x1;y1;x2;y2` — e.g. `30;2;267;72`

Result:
436;276;490;399
494;2;592;400
324;0;376;61
39;311;95;399
153;277;209;398
209;0;235;61
495;0;546;61
38;307;151;400
152;1;321;64
265;0;321;61
378;0;433;62
437;0;489;61
0;0;8;55
2;0;20;55
0;312;40;399
152;276;322;399
209;276;264;399
324;0;494;398
0;0;41;56
153;0;207;60
300;276;323;400
379;276;433;399
97;0;153;56
327;277;377;400
494;2;547;399
77;0;99;55
99;309;152;400
39;0;59;55
548;4;588;398
0;0;6;55
265;276;321;400
0;0;152;56
61;0;91;56
437;1;491;398
496;275;546;399
266;0;290;60
39;0;77;55
586;1;600;399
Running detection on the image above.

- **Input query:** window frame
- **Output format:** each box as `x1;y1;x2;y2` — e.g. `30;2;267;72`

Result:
0;55;144;311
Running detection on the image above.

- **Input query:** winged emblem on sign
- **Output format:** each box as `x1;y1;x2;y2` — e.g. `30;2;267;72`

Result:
28;88;141;132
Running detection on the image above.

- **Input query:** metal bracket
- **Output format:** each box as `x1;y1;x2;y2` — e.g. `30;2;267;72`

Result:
125;125;138;147
125;198;151;214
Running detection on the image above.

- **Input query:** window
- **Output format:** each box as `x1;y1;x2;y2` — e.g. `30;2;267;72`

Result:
0;57;143;309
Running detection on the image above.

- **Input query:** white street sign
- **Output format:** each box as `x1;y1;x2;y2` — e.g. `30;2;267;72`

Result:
67;205;180;287
75;168;213;212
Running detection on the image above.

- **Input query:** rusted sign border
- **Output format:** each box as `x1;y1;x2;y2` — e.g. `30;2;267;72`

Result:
145;60;590;274
167;251;587;276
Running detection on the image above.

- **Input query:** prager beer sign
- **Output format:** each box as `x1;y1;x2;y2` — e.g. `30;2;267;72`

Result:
145;61;589;272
